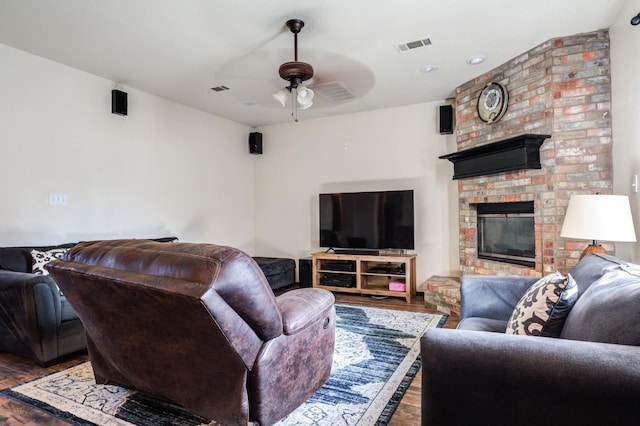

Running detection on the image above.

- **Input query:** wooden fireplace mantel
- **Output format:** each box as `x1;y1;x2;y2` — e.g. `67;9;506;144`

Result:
439;134;551;180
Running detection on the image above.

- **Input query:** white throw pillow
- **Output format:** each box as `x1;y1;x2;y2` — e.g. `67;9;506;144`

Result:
31;248;68;276
506;272;578;337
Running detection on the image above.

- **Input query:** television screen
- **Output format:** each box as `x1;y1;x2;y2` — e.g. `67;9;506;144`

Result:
319;190;415;250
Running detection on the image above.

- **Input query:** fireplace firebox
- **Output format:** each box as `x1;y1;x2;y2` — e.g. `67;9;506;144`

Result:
476;201;535;267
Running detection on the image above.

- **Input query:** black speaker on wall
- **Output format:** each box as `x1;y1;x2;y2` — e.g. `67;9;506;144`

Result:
299;258;312;288
111;90;128;116
439;104;454;134
249;132;263;155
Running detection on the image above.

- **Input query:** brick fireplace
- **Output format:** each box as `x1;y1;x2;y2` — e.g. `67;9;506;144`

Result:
450;29;613;277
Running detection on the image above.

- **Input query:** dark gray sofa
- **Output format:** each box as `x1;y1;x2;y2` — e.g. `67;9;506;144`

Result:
0;237;177;365
420;254;640;425
0;242;85;366
252;257;296;290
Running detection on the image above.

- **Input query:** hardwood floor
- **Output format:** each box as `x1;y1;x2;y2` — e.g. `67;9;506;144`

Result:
0;352;89;425
0;292;457;425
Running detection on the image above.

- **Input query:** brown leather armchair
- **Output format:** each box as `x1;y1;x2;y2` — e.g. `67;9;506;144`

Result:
46;239;336;426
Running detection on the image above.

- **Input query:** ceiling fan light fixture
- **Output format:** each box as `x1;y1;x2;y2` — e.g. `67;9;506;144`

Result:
297;87;314;109
297;85;313;100
272;88;290;107
298;99;313;110
276;19;315;121
297;85;308;97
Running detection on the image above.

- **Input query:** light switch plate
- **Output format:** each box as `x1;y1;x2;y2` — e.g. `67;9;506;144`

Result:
49;193;68;206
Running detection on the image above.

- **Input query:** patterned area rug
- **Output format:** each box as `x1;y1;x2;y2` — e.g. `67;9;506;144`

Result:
2;304;446;426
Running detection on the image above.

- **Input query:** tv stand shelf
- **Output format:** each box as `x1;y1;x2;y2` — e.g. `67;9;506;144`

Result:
312;252;416;303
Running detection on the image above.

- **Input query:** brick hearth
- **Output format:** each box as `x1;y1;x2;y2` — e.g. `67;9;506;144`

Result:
452;29;612;277
423;275;461;318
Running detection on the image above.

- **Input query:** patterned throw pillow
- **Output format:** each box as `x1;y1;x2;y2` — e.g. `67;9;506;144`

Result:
31;248;68;276
506;272;578;337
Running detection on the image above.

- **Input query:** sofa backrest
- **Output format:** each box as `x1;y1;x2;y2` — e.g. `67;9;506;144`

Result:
567;253;627;297
0;248;33;273
562;254;640;345
0;238;177;274
0;244;74;273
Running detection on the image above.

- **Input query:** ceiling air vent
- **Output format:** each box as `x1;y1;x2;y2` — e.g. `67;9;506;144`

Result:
209;85;230;92
394;37;432;52
310;81;356;103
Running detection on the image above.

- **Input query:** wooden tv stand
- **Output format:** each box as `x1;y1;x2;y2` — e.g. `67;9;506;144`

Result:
312;252;416;303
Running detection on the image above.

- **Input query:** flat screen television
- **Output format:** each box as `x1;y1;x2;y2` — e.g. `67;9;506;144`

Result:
319;190;415;252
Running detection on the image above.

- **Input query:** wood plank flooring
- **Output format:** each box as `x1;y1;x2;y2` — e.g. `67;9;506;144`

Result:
0;352;89;425
0;292;457;425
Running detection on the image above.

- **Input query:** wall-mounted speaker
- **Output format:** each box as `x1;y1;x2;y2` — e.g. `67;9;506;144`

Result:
439;104;454;134
112;90;128;116
249;132;263;154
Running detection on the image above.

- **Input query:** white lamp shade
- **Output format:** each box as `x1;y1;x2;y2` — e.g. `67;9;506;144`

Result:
272;88;290;107
297;87;314;109
298;99;313;110
560;194;637;242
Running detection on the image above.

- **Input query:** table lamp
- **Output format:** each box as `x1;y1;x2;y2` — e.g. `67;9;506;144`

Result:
560;194;637;259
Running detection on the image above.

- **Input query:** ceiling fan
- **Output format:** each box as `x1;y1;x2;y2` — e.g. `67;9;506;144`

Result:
212;18;373;124
272;19;315;121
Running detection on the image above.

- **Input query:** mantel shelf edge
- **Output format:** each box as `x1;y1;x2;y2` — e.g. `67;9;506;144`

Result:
439;134;551;180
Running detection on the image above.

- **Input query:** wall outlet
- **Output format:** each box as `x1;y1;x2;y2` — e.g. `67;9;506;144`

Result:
49;193;68;206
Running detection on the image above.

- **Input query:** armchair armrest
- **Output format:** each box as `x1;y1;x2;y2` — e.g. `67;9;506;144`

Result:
251;288;335;424
276;288;335;334
460;275;537;321
421;328;640;426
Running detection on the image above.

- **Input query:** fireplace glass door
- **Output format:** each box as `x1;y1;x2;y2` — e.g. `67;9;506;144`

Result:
477;201;535;267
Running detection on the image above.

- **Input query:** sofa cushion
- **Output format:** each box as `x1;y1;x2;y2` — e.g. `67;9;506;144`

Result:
0;248;32;273
457;317;508;333
506;272;578;337
561;264;640;345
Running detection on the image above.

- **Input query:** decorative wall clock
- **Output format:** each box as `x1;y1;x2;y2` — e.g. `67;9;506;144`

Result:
477;82;509;123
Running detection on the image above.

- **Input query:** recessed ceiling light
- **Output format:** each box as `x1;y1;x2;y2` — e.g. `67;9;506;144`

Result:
419;65;438;73
466;55;487;65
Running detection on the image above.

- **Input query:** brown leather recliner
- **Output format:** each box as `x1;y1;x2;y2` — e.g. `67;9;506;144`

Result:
46;239;336;426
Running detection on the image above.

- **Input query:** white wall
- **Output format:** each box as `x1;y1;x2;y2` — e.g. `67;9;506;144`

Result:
611;0;640;262
0;40;460;282
255;103;460;286
0;43;255;251
9;3;639;280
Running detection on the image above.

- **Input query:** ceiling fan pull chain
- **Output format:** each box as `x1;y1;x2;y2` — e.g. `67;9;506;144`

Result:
291;90;296;121
293;87;299;122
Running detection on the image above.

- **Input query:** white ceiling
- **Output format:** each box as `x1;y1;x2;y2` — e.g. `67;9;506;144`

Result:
0;0;627;127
